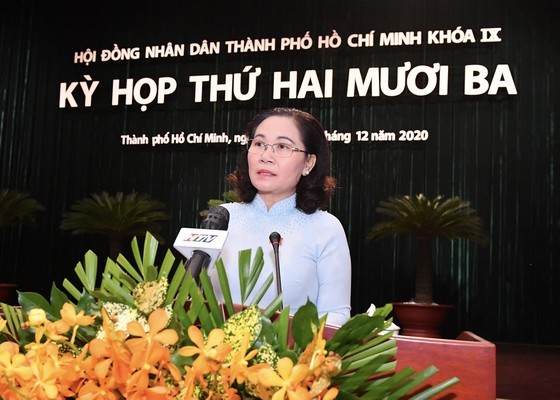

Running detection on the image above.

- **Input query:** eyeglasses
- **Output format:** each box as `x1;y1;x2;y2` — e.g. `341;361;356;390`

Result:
246;139;308;158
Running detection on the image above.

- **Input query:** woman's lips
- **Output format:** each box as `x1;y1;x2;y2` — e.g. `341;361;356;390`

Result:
257;169;276;176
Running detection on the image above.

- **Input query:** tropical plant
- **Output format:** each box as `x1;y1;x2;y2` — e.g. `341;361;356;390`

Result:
0;189;44;300
60;191;167;260
199;190;240;218
0;189;44;228
367;194;489;304
0;232;458;399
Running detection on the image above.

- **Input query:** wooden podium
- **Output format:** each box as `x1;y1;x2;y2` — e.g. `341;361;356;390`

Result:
394;331;496;399
322;326;496;399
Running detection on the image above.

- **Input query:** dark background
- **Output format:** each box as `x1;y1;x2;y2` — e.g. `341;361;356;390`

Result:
1;0;558;344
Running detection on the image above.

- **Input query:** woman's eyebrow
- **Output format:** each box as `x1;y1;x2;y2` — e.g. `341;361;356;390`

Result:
254;133;296;144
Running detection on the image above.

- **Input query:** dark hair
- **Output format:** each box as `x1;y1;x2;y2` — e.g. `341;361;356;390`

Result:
227;107;336;214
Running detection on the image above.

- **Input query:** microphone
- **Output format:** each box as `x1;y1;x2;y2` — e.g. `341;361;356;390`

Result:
269;232;282;307
173;205;230;285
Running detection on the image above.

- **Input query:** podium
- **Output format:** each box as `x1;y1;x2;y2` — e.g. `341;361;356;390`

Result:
323;324;496;399
394;331;496;399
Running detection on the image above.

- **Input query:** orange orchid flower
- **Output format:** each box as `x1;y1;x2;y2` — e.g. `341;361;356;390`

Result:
88;309;131;385
58;303;97;344
224;331;259;385
178;325;232;375
57;343;97;394
77;379;121;400
123;309;179;395
28;356;61;400
0;341;33;384
258;357;311;400
126;308;178;352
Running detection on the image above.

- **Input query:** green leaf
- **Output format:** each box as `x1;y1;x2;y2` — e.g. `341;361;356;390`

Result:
166;264;186;306
262;293;283;319
250;273;275;306
142;232;159;271
73;262;91;291
158;249;176;280
0;303;25;342
361;366;415;396
101;279;135;307
187;280;215;332
216;260;234;317
105;259;136;291
386;365;439;400
291;300;319;350
77;292;99;316
272;306;291;352
409;377;460;400
116;253;143;282
245;247;265;297
50;283;73;313
238;249;251;302
131;236;143;276
343;331;395;364
144;264;159;282
327;314;389;356
84;250;98;290
18;292;56;320
199;268;224;327
62;279;83;301
338;352;395;393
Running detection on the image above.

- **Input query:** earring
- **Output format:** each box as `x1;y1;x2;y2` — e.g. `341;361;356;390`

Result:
302;170;309;176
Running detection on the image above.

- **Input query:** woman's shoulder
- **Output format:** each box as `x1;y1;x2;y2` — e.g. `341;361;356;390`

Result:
307;209;345;229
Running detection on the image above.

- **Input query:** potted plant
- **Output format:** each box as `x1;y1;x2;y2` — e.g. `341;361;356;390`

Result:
60;191;167;260
367;194;489;337
0;189;45;303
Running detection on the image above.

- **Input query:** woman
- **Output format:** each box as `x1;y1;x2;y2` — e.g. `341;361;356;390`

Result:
210;107;351;326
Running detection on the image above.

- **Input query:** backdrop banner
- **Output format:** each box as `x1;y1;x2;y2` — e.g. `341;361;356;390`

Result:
1;0;558;344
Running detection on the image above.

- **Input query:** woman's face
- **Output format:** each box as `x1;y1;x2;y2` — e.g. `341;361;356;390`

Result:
248;116;316;208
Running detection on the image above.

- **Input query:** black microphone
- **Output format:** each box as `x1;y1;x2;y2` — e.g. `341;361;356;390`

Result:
174;205;230;285
269;232;282;307
200;205;230;230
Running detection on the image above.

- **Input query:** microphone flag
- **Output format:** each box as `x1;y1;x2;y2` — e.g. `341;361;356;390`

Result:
173;205;229;282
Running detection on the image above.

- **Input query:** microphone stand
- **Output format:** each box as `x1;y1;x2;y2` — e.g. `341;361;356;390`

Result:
269;232;283;309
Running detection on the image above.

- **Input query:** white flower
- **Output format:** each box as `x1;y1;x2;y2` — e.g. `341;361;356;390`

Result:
96;302;148;339
366;303;400;334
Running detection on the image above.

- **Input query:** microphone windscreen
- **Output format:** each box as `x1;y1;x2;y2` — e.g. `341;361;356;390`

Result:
269;231;281;245
201;205;230;230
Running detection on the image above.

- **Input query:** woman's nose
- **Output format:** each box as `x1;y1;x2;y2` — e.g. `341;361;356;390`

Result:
259;145;275;162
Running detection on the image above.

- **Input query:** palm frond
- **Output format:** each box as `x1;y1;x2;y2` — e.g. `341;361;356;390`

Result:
60;191;167;237
60;191;168;258
0;189;45;228
367;194;489;245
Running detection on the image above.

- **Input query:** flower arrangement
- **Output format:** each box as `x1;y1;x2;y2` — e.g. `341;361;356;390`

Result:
0;233;458;399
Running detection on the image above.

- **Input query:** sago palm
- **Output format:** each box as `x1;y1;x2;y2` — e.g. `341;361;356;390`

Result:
60;191;167;259
367;194;488;303
0;189;44;228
